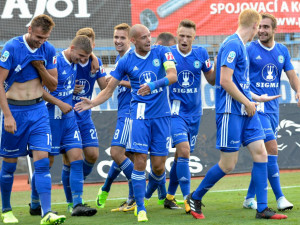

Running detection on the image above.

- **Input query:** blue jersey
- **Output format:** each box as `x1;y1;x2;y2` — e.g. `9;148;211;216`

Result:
115;54;131;118
47;51;77;119
215;33;252;115
73;57;106;122
247;40;294;113
169;45;212;116
111;45;175;119
0;35;56;91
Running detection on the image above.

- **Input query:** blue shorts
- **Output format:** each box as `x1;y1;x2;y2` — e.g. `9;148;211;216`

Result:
216;113;265;152
49;116;82;155
258;112;279;143
111;117;131;148
77;117;99;148
0;101;51;158
171;115;201;153
128;117;171;156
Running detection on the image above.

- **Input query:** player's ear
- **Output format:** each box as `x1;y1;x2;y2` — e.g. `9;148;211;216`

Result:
28;26;32;34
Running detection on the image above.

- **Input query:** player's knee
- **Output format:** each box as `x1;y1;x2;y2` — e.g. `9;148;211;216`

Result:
2;161;17;174
84;152;98;164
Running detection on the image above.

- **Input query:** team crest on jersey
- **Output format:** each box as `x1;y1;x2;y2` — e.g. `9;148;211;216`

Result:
53;56;57;65
194;60;200;69
178;70;195;88
139;71;157;84
278;55;284;64
227;51;236;63
76;79;90;95
63;74;75;90
165;52;174;61
0;51;9;62
152;59;160;67
262;63;278;82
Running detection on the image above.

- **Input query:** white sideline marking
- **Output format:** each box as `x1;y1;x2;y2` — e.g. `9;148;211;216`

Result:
12;185;300;208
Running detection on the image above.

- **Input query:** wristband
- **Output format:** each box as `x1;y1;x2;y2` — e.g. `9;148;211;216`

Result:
147;77;170;92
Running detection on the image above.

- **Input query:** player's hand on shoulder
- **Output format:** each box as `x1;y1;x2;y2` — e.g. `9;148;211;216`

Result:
59;102;73;114
138;83;151;96
4;115;17;134
74;97;93;112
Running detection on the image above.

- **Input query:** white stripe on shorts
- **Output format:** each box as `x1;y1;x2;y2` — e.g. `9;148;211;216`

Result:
221;113;229;147
120;117;130;145
0;110;3;148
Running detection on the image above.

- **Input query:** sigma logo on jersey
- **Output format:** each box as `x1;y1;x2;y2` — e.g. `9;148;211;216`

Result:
53;56;57;65
262;63;278;82
178;70;195;88
194;60;200;69
63;74;75;90
0;51;9;62
139;71;157;84
227;51;236;63
278;55;284;64
76;79;90;95
165;52;174;61
152;59;160;67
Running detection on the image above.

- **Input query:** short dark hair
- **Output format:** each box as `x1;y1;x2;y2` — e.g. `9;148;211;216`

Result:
178;19;196;31
261;13;277;29
155;32;176;46
31;14;55;33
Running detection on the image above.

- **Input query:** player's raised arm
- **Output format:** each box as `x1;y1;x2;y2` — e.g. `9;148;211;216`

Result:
74;76;120;112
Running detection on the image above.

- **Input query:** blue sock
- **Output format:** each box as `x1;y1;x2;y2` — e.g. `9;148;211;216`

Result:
145;170;166;199
0;161;17;212
246;175;256;199
252;162;268;212
128;180;134;200
62;165;72;204
177;157;190;199
34;158;51;217
268;155;283;200
30;171;40;209
70;160;84;207
131;170;146;213
102;161;121;192
192;164;226;200
83;159;94;180
119;158;134;199
157;183;167;200
167;160;179;196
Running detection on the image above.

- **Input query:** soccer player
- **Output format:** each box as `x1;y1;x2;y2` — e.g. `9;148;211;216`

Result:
186;9;287;220
56;27;107;213
163;19;215;212
95;23;136;212
146;32;176;205
243;13;300;211
42;35;97;217
0;15;66;224
74;24;177;222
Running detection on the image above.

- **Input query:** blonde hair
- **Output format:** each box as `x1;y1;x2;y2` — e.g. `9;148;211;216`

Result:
114;23;131;35
261;13;277;29
76;27;95;42
238;9;261;28
71;35;92;54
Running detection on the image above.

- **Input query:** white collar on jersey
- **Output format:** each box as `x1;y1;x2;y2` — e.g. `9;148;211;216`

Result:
79;59;89;67
134;49;151;59
23;35;38;53
235;32;245;46
258;40;275;51
176;44;192;57
62;50;72;65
